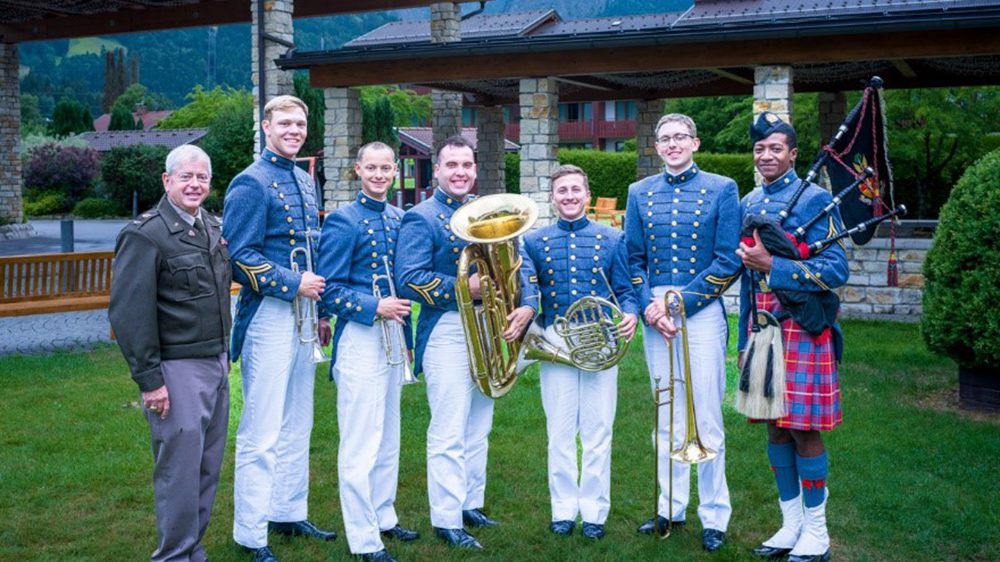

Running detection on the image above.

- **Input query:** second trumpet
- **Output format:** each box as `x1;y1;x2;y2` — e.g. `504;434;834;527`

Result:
373;255;418;385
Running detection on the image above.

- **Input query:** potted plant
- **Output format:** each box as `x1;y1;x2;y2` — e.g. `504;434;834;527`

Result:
922;148;1000;411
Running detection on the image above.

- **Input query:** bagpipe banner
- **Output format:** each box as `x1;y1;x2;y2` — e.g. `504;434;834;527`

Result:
806;77;896;246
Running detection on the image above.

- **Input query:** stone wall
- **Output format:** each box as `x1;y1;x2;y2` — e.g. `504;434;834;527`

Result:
518;78;559;225
251;0;295;154
430;2;463;165
635;98;663;180
476;106;506;196
722;236;929;322
322;87;362;211
0;42;22;225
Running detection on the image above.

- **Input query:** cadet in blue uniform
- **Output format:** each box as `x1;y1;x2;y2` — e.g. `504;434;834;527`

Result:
223;95;335;562
521;165;639;540
737;113;848;562
625;113;741;552
316;142;419;562
395;135;534;550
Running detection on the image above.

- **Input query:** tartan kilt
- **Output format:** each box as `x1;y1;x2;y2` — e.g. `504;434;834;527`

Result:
749;291;843;431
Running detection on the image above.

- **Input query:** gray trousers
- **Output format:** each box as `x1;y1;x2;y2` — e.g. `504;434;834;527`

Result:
146;353;229;562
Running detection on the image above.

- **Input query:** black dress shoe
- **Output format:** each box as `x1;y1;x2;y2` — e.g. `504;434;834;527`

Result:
636;516;685;535
549;520;574;536
462;508;500;528
433;527;484;550
582;522;605;540
381;524;420;542
243;546;278;562
703;529;726;552
268;520;337;541
752;544;792;559
788;552;830;562
358;549;397;562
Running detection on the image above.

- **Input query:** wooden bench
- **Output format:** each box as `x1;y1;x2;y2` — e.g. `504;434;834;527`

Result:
0;251;114;317
586;196;625;228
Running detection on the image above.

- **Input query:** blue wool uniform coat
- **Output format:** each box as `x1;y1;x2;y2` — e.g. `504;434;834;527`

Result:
736;169;850;352
317;191;412;373
625;163;742;318
394;189;537;376
223;148;324;359
520;216;640;328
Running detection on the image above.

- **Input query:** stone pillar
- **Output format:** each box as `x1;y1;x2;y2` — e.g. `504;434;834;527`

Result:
475;106;506;196
323;88;362;211
818;91;847;145
635;98;664;180
753;65;793;184
0;42;23;228
430;2;463;165
519;78;559;225
252;0;295;153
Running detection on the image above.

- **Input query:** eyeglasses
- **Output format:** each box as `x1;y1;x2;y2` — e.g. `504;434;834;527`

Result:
175;173;211;183
656;133;694;144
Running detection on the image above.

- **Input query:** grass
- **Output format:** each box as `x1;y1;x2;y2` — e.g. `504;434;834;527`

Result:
1;318;998;561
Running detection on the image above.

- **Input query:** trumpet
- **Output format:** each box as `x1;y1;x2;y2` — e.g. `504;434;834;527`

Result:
652;289;716;539
373;256;418;385
290;227;329;364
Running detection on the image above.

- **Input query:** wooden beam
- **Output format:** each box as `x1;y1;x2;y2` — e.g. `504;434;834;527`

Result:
891;59;918;78
0;0;435;43
706;67;753;85
552;76;617;92
308;28;1000;87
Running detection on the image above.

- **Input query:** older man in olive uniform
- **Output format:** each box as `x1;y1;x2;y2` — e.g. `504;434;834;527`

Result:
110;144;232;562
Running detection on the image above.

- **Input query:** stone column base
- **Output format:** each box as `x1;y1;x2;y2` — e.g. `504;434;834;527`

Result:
0;223;36;240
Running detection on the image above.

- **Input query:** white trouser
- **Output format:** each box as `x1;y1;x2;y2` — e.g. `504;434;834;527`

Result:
423;312;495;529
333;322;402;555
539;324;617;524
644;286;731;532
233;297;316;548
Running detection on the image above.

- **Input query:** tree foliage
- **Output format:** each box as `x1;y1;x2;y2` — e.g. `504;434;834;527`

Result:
359;86;431;127
49;98;94;137
100;145;170;212
294;73;326;157
200;95;256;209
922;148;1000;369
362;94;399;149
108;104;140;130
155;85;252;129
22;142;101;202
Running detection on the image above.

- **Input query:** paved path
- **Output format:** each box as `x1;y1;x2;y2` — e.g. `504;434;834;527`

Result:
0;310;113;356
0;219;128;256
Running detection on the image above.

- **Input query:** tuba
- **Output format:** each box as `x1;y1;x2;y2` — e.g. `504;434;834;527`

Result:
290;227;329;364
651;289;716;538
372;256;419;386
451;193;538;399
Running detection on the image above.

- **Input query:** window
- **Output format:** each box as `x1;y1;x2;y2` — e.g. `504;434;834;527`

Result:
462;107;477;126
559;103;592;123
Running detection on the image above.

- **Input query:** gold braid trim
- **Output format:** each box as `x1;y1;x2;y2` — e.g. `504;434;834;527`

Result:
706;273;740;294
793;262;832;291
407;277;442;306
235;262;273;293
829;216;847;251
631;276;643;285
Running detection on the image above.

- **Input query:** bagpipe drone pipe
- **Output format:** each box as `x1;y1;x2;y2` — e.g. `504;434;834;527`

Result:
736;77;907;419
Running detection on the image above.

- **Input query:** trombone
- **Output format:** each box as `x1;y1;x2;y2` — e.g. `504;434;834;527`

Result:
652;289;716;538
290;227;329;364
373;256;418;385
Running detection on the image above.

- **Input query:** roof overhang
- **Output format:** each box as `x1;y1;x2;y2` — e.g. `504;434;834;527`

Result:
278;5;1000;101
0;0;437;43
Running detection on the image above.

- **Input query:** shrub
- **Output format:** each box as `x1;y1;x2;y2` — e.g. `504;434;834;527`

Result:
922;148;1000;369
72;197;126;218
100;145;170;212
24;191;69;216
22;142;101;202
200;97;255;197
697;153;756;198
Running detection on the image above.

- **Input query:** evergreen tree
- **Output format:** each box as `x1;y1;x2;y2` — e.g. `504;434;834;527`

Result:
362;94;399;149
102;50;115;113
293;73;325;157
129;53;140;86
108;104;139;131
50;98;94;137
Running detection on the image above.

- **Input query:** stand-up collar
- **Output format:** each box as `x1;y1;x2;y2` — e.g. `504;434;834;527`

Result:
763;168;799;194
557;216;590;232
434;188;464;210
357;191;387;212
663;163;700;186
261;148;296;170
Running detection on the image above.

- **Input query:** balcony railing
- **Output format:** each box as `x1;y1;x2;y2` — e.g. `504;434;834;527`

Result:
503;119;637;145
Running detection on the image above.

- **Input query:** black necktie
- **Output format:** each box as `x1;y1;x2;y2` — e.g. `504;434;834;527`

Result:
193;216;208;247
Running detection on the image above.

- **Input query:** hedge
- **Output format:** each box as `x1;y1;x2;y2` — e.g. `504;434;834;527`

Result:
922;148;1000;369
503;149;756;204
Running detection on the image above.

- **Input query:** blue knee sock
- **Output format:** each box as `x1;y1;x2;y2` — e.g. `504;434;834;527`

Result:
767;442;799;502
796;452;829;508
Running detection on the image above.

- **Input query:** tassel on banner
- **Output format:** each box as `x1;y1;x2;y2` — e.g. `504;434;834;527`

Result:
887;219;899;287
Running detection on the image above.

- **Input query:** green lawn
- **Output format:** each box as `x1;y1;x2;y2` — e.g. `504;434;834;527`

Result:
1;318;997;561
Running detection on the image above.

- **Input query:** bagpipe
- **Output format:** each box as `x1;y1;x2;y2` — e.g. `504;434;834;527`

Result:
736;77;907;420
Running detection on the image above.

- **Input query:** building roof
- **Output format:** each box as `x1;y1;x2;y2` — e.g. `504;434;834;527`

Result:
283;2;1000;102
398;127;519;156
347;10;560;47
93;110;173;133
76;128;208;152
